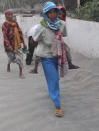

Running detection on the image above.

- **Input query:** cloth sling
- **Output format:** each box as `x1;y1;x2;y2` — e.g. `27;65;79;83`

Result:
6;20;21;52
40;19;68;77
51;31;68;77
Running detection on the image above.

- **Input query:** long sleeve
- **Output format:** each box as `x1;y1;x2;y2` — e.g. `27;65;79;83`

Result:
60;20;67;37
2;23;11;48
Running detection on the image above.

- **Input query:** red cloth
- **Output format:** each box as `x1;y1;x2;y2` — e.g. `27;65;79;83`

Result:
2;21;24;52
56;6;66;21
51;31;68;77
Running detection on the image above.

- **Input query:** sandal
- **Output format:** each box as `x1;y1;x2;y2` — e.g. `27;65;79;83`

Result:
19;74;25;79
54;108;64;117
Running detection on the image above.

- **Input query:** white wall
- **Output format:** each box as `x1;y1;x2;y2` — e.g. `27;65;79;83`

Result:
18;16;99;58
17;15;41;36
65;17;99;58
0;14;99;58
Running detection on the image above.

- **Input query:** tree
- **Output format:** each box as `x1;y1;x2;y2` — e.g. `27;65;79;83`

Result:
80;0;93;6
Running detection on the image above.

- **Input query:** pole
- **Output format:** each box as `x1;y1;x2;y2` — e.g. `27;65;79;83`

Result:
77;0;80;8
61;0;65;7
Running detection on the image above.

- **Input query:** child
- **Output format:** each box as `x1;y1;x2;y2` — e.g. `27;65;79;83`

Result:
31;1;68;117
26;25;40;74
26;25;38;65
57;6;80;69
57;6;66;21
2;9;27;78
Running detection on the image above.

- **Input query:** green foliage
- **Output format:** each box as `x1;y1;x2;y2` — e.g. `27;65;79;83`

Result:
80;0;93;6
75;0;99;22
67;0;99;22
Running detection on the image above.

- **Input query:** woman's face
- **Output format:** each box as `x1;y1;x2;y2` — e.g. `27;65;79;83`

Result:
47;8;57;21
5;13;13;21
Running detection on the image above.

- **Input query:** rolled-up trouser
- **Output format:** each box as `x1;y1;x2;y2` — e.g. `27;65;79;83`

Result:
41;57;60;108
65;44;72;63
7;49;23;68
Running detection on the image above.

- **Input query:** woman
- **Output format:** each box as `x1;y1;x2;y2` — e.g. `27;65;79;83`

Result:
31;1;68;117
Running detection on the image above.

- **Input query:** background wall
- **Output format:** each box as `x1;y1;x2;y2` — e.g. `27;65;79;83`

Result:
65;17;99;58
0;14;99;58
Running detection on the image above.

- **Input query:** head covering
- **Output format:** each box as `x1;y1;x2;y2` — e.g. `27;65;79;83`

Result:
56;6;66;21
5;9;13;16
42;1;60;14
56;6;66;10
42;1;61;30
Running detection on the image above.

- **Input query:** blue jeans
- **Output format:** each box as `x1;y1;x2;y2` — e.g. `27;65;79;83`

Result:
41;57;60;108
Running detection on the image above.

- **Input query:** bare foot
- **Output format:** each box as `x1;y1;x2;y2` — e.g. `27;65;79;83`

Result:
29;69;38;74
19;74;25;79
7;64;11;72
7;69;11;72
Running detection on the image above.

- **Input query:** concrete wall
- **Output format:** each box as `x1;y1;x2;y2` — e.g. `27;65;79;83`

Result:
65;17;99;58
0;14;99;58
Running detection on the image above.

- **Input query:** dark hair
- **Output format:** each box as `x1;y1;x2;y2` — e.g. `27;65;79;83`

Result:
61;8;66;14
61;8;66;18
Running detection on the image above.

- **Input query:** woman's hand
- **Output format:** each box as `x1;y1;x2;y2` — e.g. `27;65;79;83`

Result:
23;43;27;49
7;45;13;51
